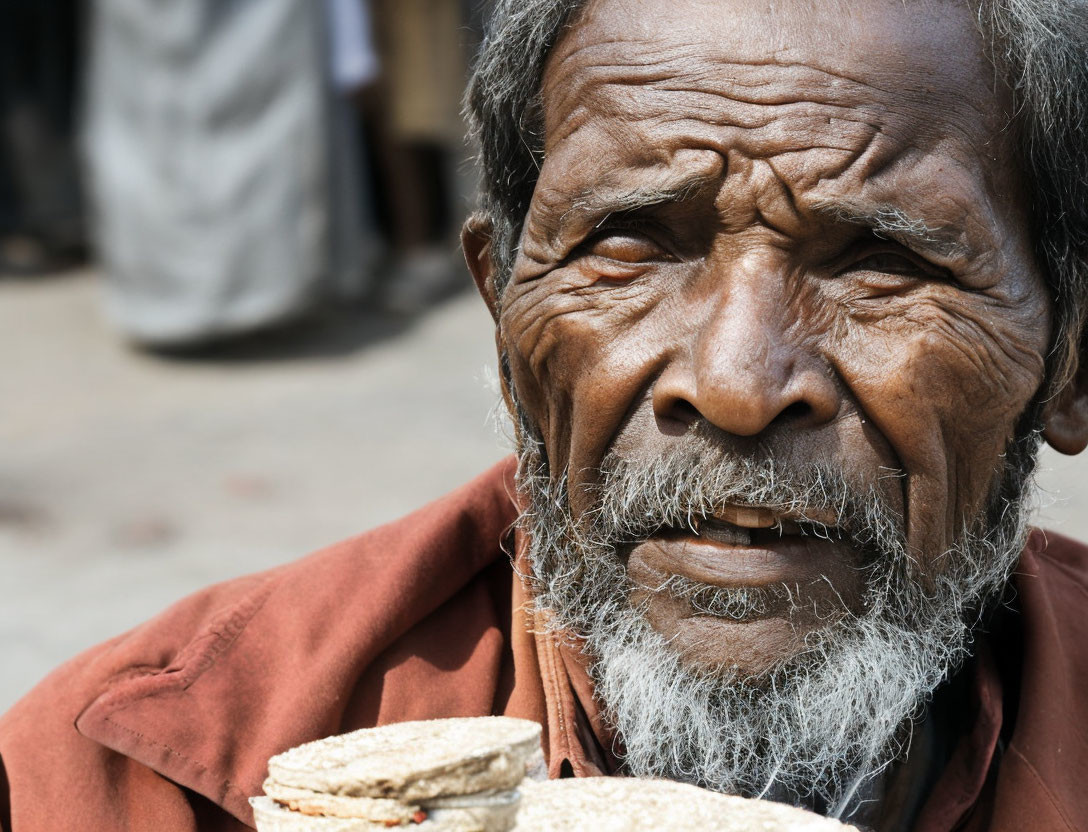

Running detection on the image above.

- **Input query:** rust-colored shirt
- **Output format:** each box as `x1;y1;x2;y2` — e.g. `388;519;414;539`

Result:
1;458;1086;831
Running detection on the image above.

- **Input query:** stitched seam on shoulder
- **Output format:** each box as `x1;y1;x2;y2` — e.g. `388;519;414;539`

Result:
84;575;280;718
1009;746;1081;832
165;575;278;690
102;714;250;806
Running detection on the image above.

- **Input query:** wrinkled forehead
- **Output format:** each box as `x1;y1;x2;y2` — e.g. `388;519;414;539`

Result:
541;0;1008;151
528;0;1026;263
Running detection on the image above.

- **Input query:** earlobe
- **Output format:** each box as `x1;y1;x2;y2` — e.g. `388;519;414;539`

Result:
1043;363;1088;455
461;213;500;322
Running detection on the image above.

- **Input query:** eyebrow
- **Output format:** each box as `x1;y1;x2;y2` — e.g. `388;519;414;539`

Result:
559;173;719;230
810;198;972;261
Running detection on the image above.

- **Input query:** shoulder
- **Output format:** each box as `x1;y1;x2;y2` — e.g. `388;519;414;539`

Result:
994;529;1088;830
3;455;520;721
1018;527;1088;624
1027;527;1088;587
1013;528;1088;669
0;458;519;831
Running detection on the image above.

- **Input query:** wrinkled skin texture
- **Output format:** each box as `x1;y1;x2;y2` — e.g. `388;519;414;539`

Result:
466;0;1070;675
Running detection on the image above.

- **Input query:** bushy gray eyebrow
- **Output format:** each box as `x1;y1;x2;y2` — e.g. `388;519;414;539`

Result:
558;173;719;230
810;198;972;261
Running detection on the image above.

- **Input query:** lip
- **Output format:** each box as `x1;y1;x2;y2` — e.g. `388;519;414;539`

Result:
631;532;858;589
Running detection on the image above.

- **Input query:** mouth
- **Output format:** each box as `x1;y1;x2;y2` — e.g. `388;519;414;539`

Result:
687;513;839;545
684;506;842;547
628;503;862;617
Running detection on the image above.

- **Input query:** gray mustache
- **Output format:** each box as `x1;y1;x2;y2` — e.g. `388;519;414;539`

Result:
585;437;905;560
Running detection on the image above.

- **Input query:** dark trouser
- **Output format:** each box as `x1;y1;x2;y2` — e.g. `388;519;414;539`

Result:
0;0;85;264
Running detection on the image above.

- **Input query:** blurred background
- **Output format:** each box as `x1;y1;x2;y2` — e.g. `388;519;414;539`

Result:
0;0;1084;712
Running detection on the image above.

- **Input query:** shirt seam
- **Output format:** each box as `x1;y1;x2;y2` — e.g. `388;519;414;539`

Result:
1008;745;1080;832
101;714;251;808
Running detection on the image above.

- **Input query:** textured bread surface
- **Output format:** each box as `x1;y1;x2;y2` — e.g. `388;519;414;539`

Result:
250;795;518;831
513;778;858;831
266;717;542;802
262;780;521;822
262;780;420;822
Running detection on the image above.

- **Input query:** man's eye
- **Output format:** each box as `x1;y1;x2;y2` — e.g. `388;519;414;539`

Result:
582;231;667;263
846;251;928;277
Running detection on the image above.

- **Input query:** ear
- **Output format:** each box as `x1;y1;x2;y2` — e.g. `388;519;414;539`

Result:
462;213;500;322
1043;360;1088;455
462;213;519;419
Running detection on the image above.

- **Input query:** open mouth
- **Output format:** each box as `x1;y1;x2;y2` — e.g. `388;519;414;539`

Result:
628;503;861;621
663;505;843;547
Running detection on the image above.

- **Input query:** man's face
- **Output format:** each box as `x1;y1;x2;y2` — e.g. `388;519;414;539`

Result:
497;0;1051;675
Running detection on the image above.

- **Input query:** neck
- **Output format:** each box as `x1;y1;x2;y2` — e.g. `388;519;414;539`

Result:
854;663;971;832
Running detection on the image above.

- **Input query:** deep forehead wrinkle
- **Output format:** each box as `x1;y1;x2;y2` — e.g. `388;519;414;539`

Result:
547;40;909;106
541;60;975;180
544;60;994;169
551;0;995;94
544;53;892;152
542;3;1003;145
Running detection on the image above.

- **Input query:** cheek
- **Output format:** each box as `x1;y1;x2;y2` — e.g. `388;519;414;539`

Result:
500;268;667;491
827;290;1046;547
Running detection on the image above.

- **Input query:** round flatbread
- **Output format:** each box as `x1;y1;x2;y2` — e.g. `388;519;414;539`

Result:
261;780;421;823
262;780;521;823
250;795;519;832
513;778;858;831
266;717;542;802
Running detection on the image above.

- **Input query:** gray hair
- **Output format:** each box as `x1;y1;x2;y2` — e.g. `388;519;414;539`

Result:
465;0;1088;392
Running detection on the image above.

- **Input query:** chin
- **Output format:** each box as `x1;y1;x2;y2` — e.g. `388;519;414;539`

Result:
643;607;822;679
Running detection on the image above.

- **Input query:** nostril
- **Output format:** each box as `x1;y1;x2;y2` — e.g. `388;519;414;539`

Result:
775;400;813;426
671;399;701;425
655;398;701;435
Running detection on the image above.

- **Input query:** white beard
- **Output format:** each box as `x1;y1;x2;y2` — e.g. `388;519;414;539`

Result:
515;420;1039;820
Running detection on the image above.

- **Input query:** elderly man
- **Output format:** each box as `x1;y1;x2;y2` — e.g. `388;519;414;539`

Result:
3;0;1087;830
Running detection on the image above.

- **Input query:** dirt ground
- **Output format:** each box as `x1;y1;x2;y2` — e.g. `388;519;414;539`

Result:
2;270;1085;711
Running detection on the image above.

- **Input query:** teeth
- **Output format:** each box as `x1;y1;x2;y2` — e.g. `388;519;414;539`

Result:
717;505;777;529
687;512;836;543
694;517;752;546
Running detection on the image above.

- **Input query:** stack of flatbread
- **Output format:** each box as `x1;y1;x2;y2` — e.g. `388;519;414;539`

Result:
250;717;858;831
250;716;543;831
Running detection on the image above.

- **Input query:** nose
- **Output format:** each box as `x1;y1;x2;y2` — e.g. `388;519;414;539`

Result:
652;278;841;437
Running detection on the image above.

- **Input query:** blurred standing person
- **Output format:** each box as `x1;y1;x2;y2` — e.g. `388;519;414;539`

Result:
361;0;471;312
0;0;86;274
84;0;376;348
324;0;384;308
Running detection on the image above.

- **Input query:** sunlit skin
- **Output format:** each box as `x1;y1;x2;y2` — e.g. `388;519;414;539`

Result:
465;0;1088;676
